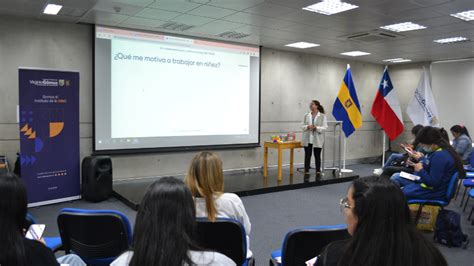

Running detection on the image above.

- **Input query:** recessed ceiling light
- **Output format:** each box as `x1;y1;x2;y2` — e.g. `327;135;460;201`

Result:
380;22;426;32
450;10;474;21
285;42;320;49
340;51;370;57
43;4;62;15
302;0;358;16
434;36;469;44
383;58;412;63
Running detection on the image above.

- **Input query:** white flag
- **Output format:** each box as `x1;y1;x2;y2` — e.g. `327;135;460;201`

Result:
406;67;439;127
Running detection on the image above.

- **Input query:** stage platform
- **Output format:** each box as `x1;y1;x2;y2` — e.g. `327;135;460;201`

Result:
113;167;359;210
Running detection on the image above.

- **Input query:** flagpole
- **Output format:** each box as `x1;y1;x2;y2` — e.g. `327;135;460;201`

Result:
341;137;353;173
382;133;386;168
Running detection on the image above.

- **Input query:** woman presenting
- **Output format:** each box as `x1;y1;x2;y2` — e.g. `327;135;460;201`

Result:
302;100;328;175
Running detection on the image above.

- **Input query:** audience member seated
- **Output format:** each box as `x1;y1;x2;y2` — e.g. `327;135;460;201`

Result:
111;177;235;266
0;173;85;266
376;124;423;177
391;126;465;200
450;125;473;164
185;151;253;258
315;176;447;266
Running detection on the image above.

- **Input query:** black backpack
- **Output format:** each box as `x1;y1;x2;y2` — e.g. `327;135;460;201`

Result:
434;209;469;248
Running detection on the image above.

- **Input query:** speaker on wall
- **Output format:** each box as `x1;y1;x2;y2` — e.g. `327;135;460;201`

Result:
82;155;112;202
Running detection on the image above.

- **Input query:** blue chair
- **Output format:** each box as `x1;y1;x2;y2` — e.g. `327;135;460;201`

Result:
459;174;474;209
25;213;62;252
408;172;459;225
57;208;132;266
195;218;254;266
467;189;474;225
270;224;350;266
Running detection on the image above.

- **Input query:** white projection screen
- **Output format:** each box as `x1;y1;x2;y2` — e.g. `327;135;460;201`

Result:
94;26;261;153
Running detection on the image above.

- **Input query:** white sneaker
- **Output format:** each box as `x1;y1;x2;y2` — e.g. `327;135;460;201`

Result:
373;168;383;176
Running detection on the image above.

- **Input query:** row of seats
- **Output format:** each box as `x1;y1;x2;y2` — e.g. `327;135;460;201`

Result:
27;208;351;266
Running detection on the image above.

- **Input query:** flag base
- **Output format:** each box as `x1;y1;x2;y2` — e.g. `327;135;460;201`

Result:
340;168;353;173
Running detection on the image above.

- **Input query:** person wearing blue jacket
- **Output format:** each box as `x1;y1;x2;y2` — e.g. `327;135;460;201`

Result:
391;126;465;201
450;125;473;164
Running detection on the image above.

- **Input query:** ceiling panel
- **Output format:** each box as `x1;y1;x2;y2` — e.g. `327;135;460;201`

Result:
222;12;298;30
243;2;295;17
206;0;264;11
79;10;129;25
0;0;472;64
93;1;143;16
135;8;181;21
148;0;201;13
119;16;163;27
188;20;245;35
171;14;215;26
96;0;154;8
188;5;236;19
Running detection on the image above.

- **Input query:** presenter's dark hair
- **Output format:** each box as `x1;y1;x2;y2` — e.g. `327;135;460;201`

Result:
338;176;447;266
416;126;465;178
130;177;200;266
312;100;325;114
0;173;28;266
450;125;470;139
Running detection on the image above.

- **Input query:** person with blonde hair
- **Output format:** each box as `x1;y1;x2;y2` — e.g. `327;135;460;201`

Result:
185;152;252;257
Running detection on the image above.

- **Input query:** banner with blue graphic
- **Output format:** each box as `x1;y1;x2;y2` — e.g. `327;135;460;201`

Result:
19;68;80;206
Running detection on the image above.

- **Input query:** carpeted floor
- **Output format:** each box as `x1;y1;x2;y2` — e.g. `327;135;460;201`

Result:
29;163;474;266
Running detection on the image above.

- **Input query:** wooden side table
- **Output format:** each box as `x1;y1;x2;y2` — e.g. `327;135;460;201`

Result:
263;141;303;181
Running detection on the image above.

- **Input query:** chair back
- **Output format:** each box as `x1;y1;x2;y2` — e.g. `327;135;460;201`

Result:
195;218;246;265
280;224;350;266
57;208;132;265
446;172;459;202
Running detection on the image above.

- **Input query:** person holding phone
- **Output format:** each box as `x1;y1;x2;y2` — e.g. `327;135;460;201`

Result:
0;173;86;266
301;100;328;175
390;126;465;200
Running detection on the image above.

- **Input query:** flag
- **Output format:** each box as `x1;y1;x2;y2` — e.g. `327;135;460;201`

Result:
332;65;362;137
371;67;404;140
406;67;439;127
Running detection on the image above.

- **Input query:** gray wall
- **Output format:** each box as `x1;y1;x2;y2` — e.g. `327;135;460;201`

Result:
1;16;430;180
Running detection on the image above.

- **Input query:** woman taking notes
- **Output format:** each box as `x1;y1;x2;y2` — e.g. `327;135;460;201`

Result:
302;100;328;175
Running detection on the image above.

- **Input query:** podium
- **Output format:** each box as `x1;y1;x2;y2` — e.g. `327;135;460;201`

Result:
263;141;302;181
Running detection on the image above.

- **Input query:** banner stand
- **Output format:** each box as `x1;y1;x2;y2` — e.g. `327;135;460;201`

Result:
340;137;353;173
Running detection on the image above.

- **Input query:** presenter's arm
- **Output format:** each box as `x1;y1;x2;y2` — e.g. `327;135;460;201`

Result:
302;114;311;131
316;115;328;133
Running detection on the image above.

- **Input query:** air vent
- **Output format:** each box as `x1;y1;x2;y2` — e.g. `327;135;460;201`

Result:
340;29;405;43
216;31;251;39
157;22;195;32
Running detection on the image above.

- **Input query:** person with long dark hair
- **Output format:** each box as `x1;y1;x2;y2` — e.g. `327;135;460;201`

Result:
0;173;85;266
111;177;234;266
315;176;447;266
301;100;328;175
391;126;465;200
450;125;472;164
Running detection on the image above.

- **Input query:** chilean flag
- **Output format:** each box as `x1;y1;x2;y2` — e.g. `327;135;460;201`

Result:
371;67;404;140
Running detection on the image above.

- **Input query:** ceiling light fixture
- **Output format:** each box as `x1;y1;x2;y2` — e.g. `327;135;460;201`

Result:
434;36;469;44
302;0;358;16
43;4;62;15
450;10;474;21
285;42;320;49
383;58;412;63
380;22;426;32
340;51;370;57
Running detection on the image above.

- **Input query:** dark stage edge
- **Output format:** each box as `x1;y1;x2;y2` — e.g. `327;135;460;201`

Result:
113;168;359;210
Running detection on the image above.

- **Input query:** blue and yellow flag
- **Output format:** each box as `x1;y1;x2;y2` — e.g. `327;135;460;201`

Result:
332;66;362;137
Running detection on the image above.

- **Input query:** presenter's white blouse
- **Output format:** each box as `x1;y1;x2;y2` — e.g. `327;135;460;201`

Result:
301;112;328;148
195;192;252;258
